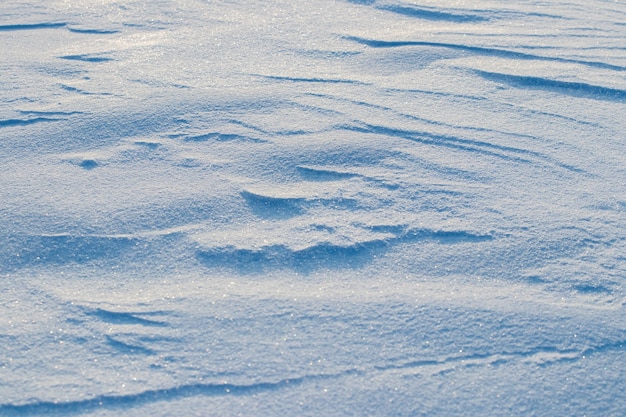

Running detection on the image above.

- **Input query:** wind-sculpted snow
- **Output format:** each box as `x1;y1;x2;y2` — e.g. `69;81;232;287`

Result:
66;27;120;35
375;5;489;23
59;54;113;63
346;36;626;72
84;308;169;327
0;372;356;416
1;234;140;272
0;117;62;128
0;22;67;31
475;70;626;102
197;226;493;273
1;296;624;415
1;0;625;415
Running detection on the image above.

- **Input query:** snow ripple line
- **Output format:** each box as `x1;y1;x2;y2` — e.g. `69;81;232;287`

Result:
376;340;626;374
59;55;113;63
475;70;626;102
341;122;585;173
84;308;169;327
345;36;626;72
0;23;67;31
0;371;358;416
304;92;543;142
0;118;62;128
253;74;366;85
0;23;119;35
67;27;119;34
197;229;493;273
376;5;488;23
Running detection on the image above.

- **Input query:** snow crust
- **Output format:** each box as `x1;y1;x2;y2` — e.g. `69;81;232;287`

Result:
1;0;625;415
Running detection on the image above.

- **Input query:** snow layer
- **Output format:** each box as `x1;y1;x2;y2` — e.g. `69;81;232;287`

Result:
1;0;625;415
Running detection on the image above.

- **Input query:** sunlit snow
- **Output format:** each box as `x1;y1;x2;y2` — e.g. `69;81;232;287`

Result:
1;0;625;415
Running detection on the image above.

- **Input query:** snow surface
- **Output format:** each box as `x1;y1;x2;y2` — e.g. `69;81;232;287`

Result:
1;0;625;415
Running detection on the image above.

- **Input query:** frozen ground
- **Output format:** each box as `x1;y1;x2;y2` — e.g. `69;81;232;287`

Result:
1;0;625;415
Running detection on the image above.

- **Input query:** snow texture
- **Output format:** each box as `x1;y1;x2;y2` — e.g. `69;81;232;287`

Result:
1;0;625;415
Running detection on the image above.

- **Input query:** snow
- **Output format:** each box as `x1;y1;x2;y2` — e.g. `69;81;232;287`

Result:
1;0;625;415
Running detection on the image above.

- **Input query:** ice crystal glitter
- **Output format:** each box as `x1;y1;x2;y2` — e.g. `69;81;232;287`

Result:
1;0;625;415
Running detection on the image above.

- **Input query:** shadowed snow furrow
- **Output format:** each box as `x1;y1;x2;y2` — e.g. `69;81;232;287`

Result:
74;306;179;357
296;166;359;181
241;190;307;218
0;22;66;31
197;228;493;273
105;335;156;355
355;2;564;21
67;27;120;34
3;338;621;415
241;190;359;219
581;340;626;357
59;55;113;63
379;339;626;374
376;5;488;23
0;372;355;416
340;122;584;173
17;110;84;116
475;70;626;102
77;159;98;169
0;117;62;128
197;242;384;272
182;132;265;143
376;347;577;372
303;92;541;142
571;283;613;295
346;36;626;72
58;84;113;96
83;308;169;327
253;74;366;85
